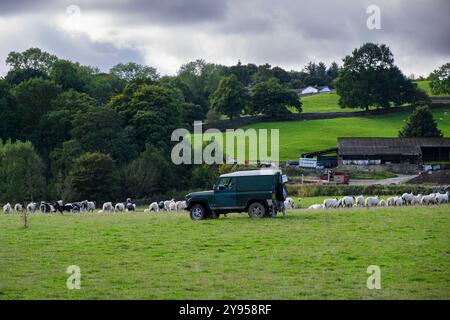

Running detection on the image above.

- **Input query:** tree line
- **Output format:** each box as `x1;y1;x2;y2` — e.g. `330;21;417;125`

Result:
0;43;447;203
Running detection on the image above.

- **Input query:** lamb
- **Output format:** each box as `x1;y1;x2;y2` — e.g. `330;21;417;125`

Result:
435;193;448;204
386;197;396;206
401;193;414;205
168;201;176;211
365;196;379;207
164;199;175;211
175;201;187;211
340;196;354;208
27;202;37;213
393;196;403;206
378;199;387;207
355;195;365;207
102;202;114;213
284;197;295;210
308;204;324;210
14;203;24;213
411;194;423;206
114;203;125;212
421;195;436;205
3;203;13;214
146;202;159;212
323;198;339;209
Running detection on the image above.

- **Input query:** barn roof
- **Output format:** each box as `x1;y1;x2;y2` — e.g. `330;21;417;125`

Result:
337;137;450;156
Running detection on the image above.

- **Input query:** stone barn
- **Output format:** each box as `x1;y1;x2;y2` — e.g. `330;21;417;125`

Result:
337;137;450;172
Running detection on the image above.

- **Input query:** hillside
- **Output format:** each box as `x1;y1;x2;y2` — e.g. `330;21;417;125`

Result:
204;108;450;160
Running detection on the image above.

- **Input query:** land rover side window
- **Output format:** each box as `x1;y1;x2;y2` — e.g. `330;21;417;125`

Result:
217;178;235;190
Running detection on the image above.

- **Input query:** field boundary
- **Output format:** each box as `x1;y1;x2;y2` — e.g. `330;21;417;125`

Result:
206;103;450;129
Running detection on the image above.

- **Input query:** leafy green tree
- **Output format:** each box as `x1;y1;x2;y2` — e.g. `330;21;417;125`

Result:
110;62;159;82
119;147;175;199
4;68;50;86
398;106;443;138
71;106;137;162
251;78;302;116
70;152;117;201
50;59;86;91
335;43;427;110
209;74;250;119
6;48;58;74
177;60;224;111
85;73;124;104
13;78;61;139
0;80;20;141
0;140;45;203
181;102;206;128
110;83;184;152
429;63;450;95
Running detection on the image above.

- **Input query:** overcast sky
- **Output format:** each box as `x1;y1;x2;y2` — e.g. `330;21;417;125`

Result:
0;0;449;77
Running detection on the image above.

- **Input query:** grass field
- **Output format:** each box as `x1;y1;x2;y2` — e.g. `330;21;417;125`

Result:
242;108;450;160
1;205;449;300
297;92;347;113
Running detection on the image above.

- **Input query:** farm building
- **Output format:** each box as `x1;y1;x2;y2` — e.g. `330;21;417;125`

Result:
337;137;450;171
300;137;450;172
299;85;331;95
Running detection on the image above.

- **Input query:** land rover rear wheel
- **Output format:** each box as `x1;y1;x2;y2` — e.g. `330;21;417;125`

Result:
190;204;206;220
248;202;267;218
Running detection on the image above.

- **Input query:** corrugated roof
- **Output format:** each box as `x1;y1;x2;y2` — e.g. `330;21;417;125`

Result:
337;137;450;156
221;169;281;178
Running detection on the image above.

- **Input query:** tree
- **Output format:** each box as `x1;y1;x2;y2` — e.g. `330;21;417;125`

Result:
110;83;184;152
4;68;50;86
6;48;58;74
251;78;302;116
335;43;426;110
0;140;45;203
50;59;86;91
209;74;250;119
110;62;159;82
70;152;117;201
71;106;137;162
0;80;20;141
119;147;175;199
398;106;443;138
429;63;450;95
13;78;61;139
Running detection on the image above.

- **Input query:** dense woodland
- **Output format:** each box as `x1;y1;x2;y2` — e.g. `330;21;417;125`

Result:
0;43;446;203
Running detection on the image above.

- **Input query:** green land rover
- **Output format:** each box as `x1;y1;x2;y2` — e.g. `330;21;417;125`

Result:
185;169;288;220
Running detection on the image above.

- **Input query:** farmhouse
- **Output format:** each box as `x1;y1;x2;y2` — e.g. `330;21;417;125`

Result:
337;137;450;171
299;85;331;95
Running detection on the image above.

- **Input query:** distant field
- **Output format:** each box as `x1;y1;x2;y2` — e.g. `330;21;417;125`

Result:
242;108;450;160
414;80;449;97
297;92;346;113
1;205;448;299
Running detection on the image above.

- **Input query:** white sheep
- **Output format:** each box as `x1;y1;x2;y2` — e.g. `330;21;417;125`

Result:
340;196;354;208
365;196;379;207
421;195;436;205
386;197;396;206
355;195;365;207
27;202;37;213
114;203;125;212
435;193;448;204
411;194;423;205
102;202;114;213
394;196;403;206
323;198;339;209
284;197;295;210
3;203;13;214
401;193;414;205
378;199;387;207
308;204;324;210
14;203;24;213
175;201;187;211
147;202;159;212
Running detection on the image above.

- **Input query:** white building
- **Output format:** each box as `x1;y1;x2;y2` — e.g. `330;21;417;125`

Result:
301;86;319;95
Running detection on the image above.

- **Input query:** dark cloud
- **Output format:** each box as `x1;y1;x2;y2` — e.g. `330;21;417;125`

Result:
0;0;449;76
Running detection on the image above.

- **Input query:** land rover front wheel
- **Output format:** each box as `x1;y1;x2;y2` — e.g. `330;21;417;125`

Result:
248;202;267;218
190;204;206;220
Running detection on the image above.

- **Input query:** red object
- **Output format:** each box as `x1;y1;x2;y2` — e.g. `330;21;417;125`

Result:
333;172;349;184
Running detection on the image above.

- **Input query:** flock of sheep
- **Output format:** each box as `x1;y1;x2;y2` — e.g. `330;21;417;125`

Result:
307;192;449;210
2;198;187;214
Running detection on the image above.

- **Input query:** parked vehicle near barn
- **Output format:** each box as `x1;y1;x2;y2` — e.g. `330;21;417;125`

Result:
185;169;288;220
